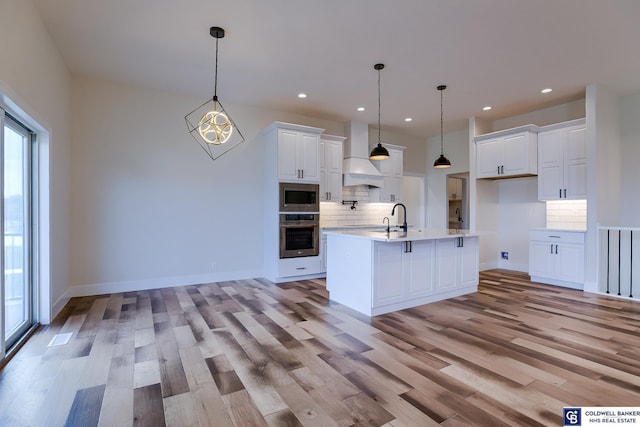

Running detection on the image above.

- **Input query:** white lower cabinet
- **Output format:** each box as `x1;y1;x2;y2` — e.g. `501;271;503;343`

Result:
326;233;479;316
529;230;585;288
278;256;321;278
373;240;435;307
320;234;327;273
435;236;479;292
373;238;476;308
373;242;406;306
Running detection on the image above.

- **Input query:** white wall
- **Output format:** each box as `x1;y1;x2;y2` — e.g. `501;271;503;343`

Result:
585;84;622;292
620;91;640;225
497;178;545;271
0;0;71;321
492;99;586;131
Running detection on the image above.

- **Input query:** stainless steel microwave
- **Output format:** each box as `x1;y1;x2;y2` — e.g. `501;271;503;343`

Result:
279;182;319;212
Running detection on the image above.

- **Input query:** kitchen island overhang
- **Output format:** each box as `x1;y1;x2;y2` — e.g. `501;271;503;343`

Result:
325;229;479;316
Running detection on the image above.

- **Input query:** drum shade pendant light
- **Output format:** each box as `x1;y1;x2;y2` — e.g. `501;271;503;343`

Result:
369;64;390;160
433;85;452;169
185;26;244;161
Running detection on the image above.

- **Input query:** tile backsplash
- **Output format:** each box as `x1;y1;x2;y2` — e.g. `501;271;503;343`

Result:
320;185;396;227
546;199;587;230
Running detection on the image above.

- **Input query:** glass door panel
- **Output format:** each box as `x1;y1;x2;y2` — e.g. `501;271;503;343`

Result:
3;117;32;348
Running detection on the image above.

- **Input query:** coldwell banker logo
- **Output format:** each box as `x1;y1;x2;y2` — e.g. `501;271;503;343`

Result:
564;408;581;426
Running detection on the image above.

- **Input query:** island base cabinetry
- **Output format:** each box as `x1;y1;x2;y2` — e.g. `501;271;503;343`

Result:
327;234;479;316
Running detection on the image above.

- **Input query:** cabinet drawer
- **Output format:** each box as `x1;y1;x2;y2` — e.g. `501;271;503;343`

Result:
529;230;585;244
279;256;321;277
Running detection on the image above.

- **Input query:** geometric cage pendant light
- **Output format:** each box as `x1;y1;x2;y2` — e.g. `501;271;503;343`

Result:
433;84;452;169
185;26;244;161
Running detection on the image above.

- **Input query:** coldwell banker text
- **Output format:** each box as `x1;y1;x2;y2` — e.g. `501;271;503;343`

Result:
564;407;640;426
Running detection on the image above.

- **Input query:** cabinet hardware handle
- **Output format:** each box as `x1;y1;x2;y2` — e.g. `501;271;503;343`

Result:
296;267;307;270
550;244;554;253
328;192;331;200
564;188;567;198
555;244;558;254
404;241;413;253
559;189;562;198
497;166;500;174
501;165;504;174
301;169;304;179
548;235;561;238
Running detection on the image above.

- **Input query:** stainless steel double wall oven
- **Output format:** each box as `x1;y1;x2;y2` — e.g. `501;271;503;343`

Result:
279;183;320;258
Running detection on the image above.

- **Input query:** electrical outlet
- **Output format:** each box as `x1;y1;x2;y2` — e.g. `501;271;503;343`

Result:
501;251;509;260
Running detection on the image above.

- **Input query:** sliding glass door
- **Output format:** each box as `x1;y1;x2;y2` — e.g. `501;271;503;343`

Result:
2;113;35;350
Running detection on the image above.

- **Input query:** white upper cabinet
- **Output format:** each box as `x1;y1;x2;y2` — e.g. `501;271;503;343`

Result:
537;119;587;200
370;144;406;203
319;135;345;202
448;177;463;200
475;126;538;179
278;128;320;183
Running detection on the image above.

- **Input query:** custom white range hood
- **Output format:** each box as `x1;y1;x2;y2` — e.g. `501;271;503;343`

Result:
342;121;384;187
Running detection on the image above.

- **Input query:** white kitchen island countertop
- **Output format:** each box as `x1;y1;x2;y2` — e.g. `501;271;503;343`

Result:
323;228;478;242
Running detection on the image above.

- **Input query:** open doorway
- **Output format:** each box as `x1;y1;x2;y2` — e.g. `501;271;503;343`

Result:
447;173;469;230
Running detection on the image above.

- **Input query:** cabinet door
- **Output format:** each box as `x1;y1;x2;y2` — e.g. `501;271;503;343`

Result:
435;239;457;291
373;242;405;306
529;241;555;278
388;150;404;202
555;243;585;283
538;164;563;200
448;177;462;200
299;133;320;182
538;130;564;200
319;140;328;201
278;129;301;181
320;236;327;272
327;140;343;201
564;126;587;199
406;240;434;297
502;132;530;176
476;138;502;178
457;237;479;288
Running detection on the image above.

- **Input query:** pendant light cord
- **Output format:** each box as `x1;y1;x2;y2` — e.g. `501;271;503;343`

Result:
377;67;381;144
213;36;219;99
440;87;444;155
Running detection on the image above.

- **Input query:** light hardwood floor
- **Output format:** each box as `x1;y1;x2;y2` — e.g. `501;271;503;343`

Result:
1;270;639;426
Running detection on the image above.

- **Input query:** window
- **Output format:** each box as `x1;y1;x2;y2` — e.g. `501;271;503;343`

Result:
1;109;37;354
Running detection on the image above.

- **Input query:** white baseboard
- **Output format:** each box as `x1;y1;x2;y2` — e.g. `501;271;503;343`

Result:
59;269;263;301
479;261;499;271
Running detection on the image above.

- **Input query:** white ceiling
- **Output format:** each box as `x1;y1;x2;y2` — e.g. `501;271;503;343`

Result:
33;0;640;138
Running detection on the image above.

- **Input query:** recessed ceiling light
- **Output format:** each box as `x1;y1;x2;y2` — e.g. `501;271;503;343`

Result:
404;117;412;122
482;106;492;111
541;88;552;94
357;107;365;112
297;93;307;99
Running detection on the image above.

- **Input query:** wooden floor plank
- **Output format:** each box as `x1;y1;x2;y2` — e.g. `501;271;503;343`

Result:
2;270;640;426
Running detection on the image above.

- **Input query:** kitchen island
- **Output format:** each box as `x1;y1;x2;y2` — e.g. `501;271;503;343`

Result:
325;229;479;316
